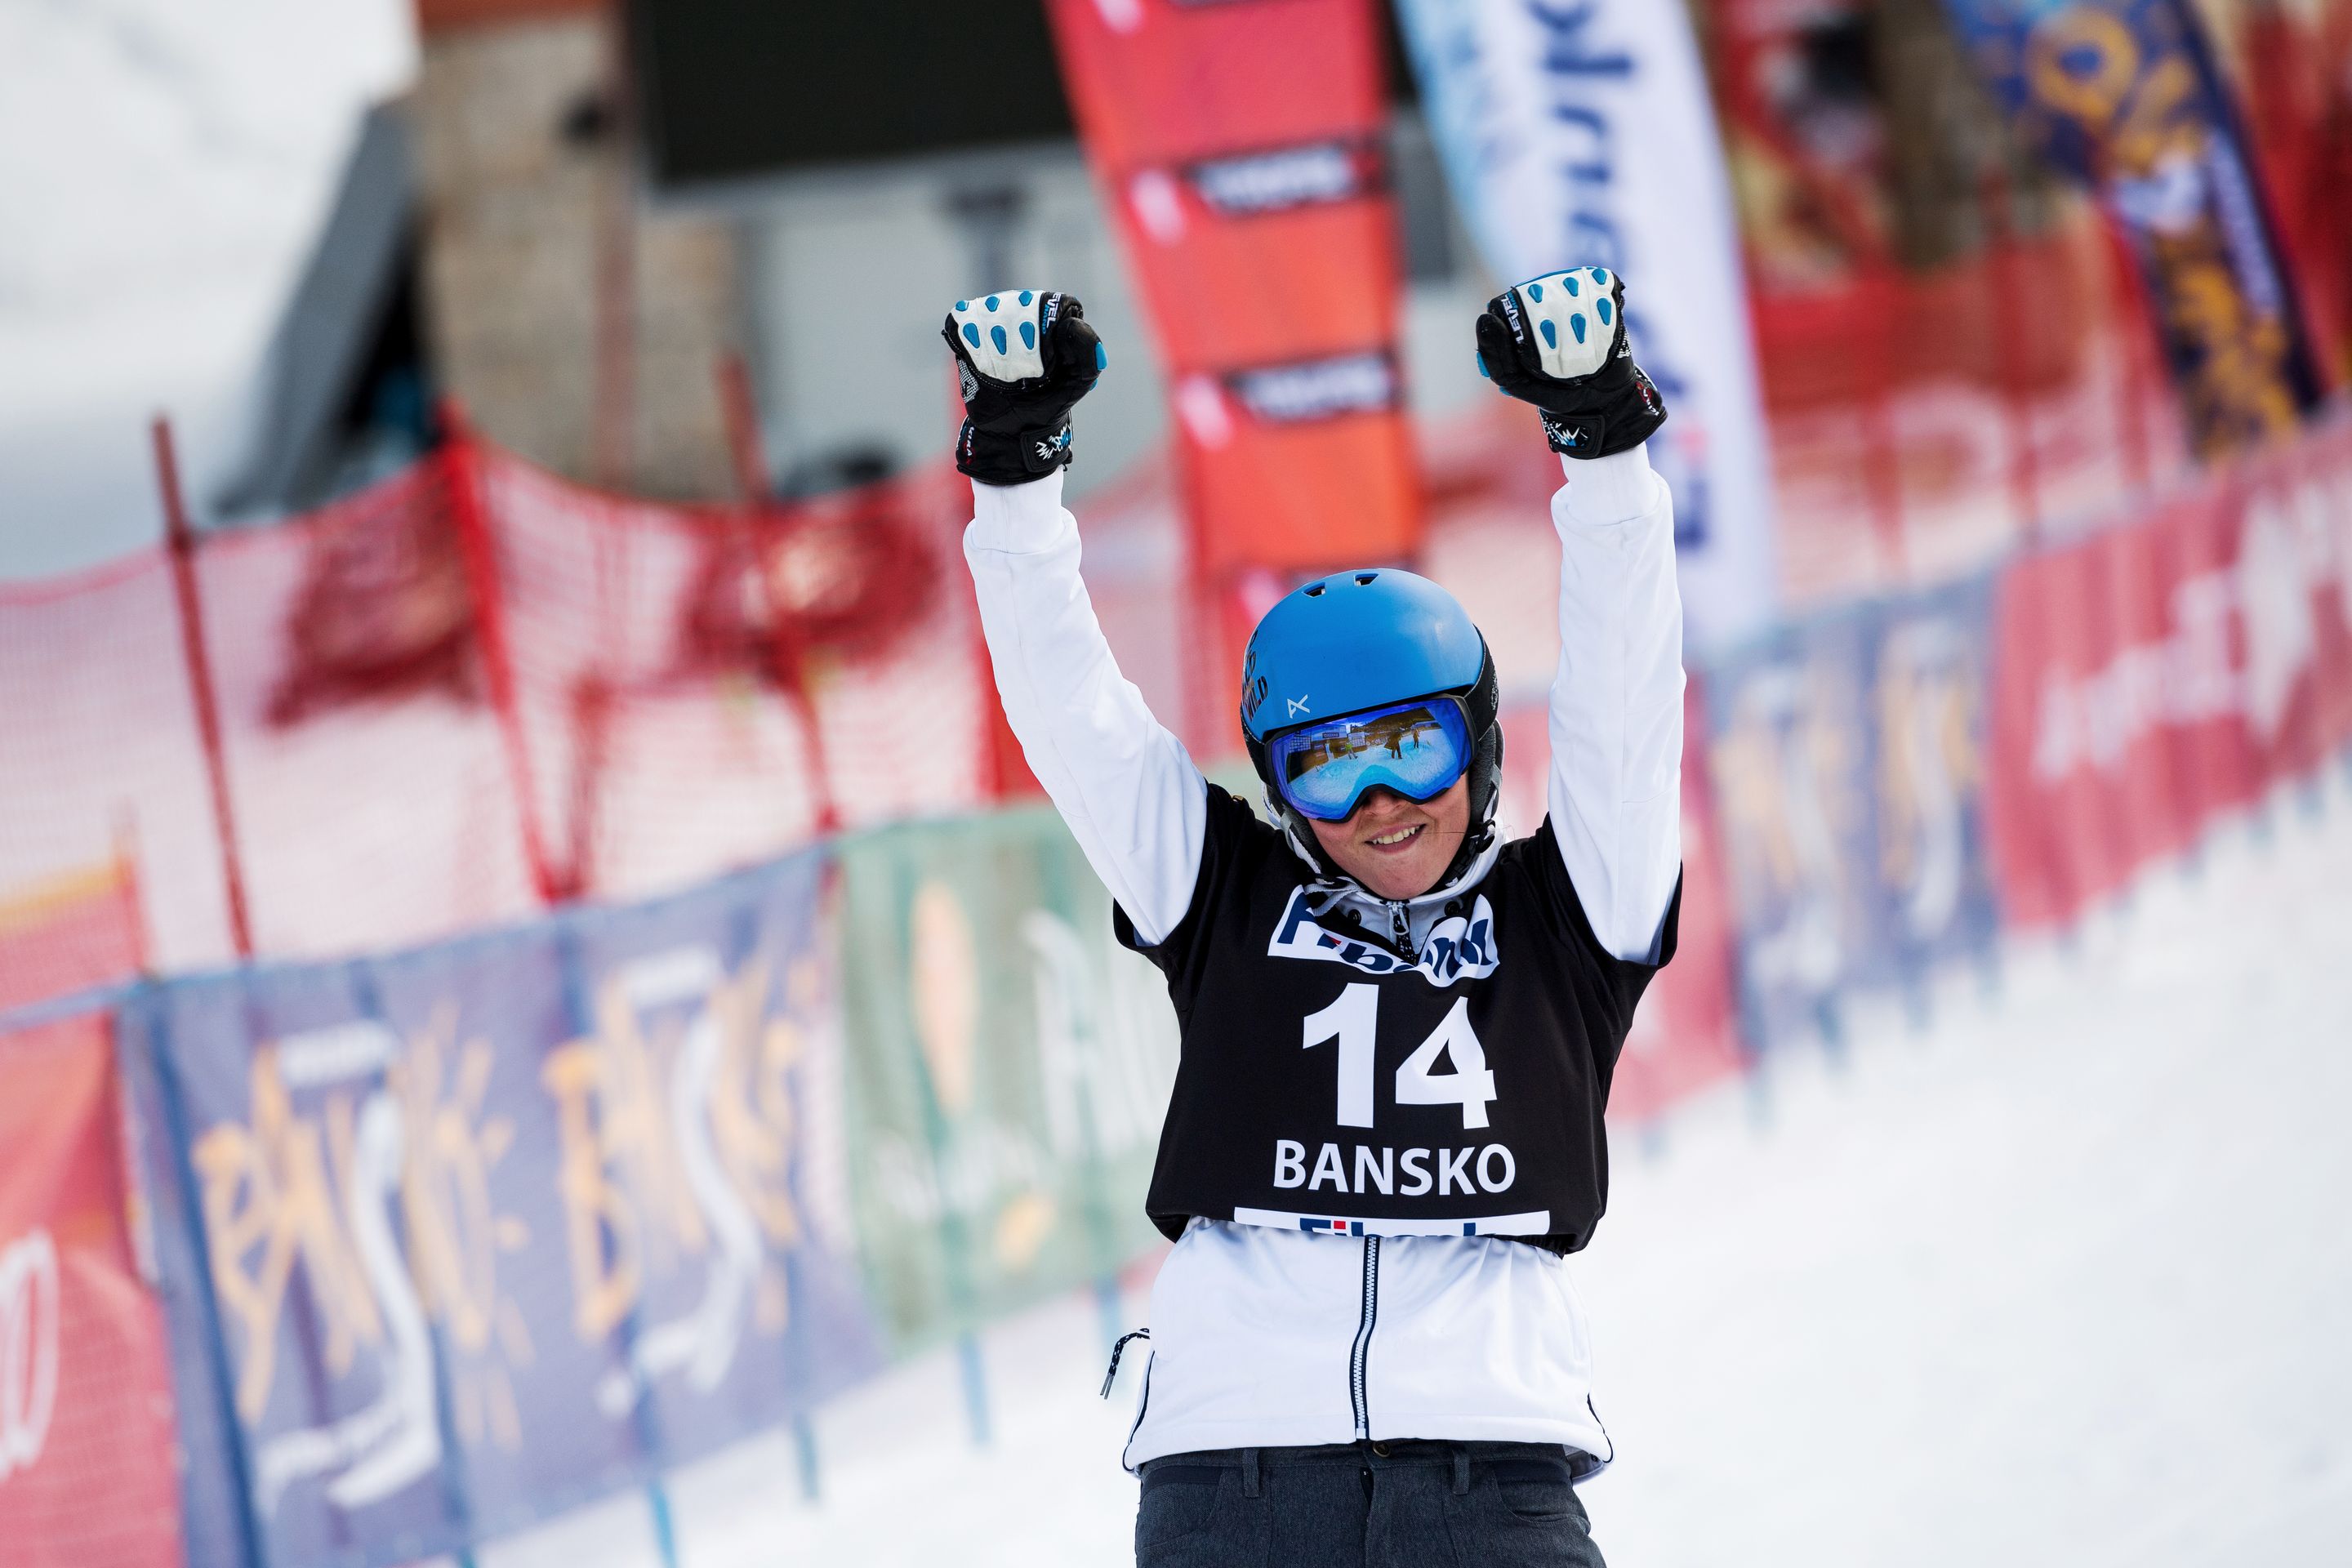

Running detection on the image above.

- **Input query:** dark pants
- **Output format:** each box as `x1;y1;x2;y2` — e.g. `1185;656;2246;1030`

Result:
1134;1440;1608;1568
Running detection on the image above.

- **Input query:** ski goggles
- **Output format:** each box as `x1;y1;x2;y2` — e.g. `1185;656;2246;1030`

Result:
1267;697;1475;822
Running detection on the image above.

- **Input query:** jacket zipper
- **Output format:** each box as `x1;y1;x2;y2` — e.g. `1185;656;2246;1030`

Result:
1348;1235;1381;1437
1384;899;1413;961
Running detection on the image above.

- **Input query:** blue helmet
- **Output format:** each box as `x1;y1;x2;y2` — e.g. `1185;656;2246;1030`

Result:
1241;568;1503;875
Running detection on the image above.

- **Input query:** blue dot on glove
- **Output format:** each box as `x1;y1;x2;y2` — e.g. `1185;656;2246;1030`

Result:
986;295;1000;310
956;300;969;312
1527;281;1544;302
1476;351;1489;379
963;323;980;347
1539;318;1557;350
1590;267;1609;283
1021;322;1036;350
1095;342;1108;370
1019;289;1034;305
991;325;1008;354
1571;314;1587;343
1564;274;1579;296
1597;297;1612;326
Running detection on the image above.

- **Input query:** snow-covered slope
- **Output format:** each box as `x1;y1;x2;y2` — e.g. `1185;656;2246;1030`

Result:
472;774;2352;1568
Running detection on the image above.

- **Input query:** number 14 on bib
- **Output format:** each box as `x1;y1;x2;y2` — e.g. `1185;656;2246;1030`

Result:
1303;983;1497;1131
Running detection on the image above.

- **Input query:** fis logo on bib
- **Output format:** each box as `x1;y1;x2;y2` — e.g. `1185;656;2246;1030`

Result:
1267;888;1499;986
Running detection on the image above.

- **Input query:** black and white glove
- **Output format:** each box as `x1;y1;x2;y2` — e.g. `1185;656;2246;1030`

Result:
942;289;1106;487
1475;267;1667;459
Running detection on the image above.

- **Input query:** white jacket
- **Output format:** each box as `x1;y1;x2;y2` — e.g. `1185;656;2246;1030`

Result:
962;448;1684;1472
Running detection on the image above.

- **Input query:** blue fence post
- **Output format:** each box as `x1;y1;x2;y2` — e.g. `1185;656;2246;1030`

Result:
550;924;684;1568
792;1414;822;1503
958;1332;993;1447
1094;1275;1125;1357
644;1486;681;1567
143;987;270;1568
1814;991;1847;1071
1902;969;1933;1037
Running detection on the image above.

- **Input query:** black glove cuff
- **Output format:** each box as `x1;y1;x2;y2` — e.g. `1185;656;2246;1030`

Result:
1539;363;1667;459
957;419;1074;487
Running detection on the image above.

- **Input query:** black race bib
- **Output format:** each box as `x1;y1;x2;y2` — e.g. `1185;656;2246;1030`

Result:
1120;788;1677;1254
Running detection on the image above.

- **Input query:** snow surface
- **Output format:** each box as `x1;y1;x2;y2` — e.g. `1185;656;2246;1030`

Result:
441;768;2352;1568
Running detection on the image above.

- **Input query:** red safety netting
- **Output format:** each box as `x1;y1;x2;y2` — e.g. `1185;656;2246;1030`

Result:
0;856;145;1018
0;555;234;980
0;436;996;1010
1756;209;2194;605
473;442;988;902
192;458;541;959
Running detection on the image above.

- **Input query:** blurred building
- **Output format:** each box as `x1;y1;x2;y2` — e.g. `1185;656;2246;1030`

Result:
218;0;1487;519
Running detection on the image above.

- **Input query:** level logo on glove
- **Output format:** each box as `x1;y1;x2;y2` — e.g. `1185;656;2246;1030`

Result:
1475;267;1668;460
942;289;1107;487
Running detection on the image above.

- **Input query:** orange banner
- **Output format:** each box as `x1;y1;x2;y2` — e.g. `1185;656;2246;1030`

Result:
1046;0;1419;577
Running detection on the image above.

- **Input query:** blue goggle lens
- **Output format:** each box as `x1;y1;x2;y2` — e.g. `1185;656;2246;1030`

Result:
1269;697;1474;822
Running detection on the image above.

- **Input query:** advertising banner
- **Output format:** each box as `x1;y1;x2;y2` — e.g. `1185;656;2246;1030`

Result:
1703;579;2002;1045
835;808;1178;1353
0;1010;184;1568
1855;577;2006;987
1045;0;1419;575
1393;0;1782;648
122;850;878;1568
1941;0;2323;457
1705;612;1879;1048
1986;417;2352;925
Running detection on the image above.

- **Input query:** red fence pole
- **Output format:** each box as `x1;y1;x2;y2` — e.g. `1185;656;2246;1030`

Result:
1856;269;1909;583
716;352;770;506
715;353;846;832
440;403;564;904
1983;174;2045;541
152;416;256;960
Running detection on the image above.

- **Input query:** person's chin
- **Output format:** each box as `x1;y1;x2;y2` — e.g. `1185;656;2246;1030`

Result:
1352;840;1443;898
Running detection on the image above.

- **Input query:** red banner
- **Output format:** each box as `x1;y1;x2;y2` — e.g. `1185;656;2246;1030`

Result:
0;1013;181;1568
1987;418;2352;927
1610;682;1747;1125
1496;684;1745;1126
1045;0;1419;577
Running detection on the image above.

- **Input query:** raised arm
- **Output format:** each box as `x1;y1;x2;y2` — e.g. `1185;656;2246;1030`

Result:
947;291;1207;943
1547;447;1684;962
1476;269;1685;962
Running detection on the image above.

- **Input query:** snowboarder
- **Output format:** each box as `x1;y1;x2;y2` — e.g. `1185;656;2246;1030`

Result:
946;270;1682;1566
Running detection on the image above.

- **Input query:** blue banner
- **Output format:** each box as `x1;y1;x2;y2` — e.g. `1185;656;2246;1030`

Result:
1853;577;2003;989
1702;577;2001;1046
120;850;879;1568
1940;0;2322;455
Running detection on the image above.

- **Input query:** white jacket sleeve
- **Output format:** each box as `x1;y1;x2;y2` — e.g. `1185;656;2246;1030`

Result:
1547;444;1686;964
963;470;1209;945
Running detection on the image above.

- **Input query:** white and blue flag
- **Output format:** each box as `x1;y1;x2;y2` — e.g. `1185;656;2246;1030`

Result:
1394;0;1781;648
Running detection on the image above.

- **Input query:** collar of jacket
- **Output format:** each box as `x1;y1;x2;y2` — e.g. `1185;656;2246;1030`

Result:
1270;791;1503;956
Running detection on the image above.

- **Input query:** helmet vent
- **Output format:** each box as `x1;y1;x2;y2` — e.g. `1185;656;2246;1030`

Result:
1354;572;1379;585
1303;582;1326;597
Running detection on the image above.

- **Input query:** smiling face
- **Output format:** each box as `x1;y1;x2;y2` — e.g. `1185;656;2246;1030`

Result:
1305;777;1472;902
